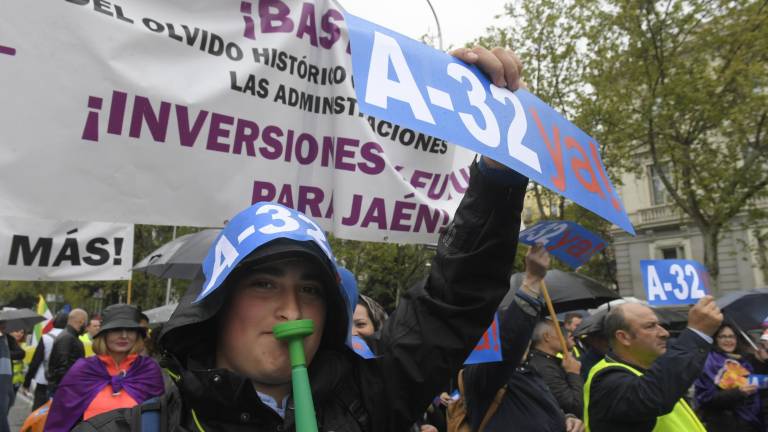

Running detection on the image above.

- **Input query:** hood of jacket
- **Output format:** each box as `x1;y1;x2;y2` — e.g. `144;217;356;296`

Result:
158;202;357;370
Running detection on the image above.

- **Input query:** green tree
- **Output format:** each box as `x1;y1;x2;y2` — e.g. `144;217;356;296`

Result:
471;0;620;289
582;0;768;292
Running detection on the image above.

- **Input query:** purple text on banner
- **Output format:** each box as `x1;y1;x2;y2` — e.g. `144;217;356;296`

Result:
641;259;711;306
344;12;635;236
351;335;377;359
519;220;605;268
464;313;502;365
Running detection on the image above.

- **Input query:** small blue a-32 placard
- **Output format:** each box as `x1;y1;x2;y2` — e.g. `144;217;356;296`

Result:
464;313;502;365
749;375;768;389
350;314;503;365
197;202;335;303
518;220;605;268
344;12;635;236
641;259;710;306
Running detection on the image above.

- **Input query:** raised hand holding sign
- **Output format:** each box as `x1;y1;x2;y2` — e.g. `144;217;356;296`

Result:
345;12;635;235
518;221;605;268
641;259;711;306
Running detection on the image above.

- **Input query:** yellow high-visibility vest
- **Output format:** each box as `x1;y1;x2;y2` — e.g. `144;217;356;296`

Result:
79;333;94;357
583;358;705;432
555;346;581;360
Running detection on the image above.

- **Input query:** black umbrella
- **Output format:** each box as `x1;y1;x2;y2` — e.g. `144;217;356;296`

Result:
573;311;604;337
716;288;768;331
655;308;689;331
502;269;620;313
142;302;179;326
133;229;220;280
0;308;45;332
573;303;688;338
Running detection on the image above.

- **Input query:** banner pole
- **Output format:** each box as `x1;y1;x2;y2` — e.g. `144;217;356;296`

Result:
540;280;569;357
127;278;132;305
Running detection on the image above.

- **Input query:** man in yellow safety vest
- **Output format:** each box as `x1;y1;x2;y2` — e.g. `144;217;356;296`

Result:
583;297;722;431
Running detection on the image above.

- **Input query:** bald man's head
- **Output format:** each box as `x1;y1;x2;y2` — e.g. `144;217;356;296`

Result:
68;308;88;333
604;303;669;368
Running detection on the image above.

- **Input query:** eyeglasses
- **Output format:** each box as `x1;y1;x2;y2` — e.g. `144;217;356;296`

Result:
717;334;737;340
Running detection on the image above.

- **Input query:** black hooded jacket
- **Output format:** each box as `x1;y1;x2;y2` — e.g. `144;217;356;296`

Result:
73;161;529;432
463;291;572;432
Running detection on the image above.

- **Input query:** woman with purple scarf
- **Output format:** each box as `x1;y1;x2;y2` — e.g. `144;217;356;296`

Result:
694;323;763;432
45;304;164;432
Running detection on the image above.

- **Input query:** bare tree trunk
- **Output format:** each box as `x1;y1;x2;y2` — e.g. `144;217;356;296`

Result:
755;229;768;285
533;184;547;218
701;225;721;295
558;196;566;220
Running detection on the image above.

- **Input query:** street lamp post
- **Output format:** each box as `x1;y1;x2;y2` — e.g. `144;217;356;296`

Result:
425;0;443;50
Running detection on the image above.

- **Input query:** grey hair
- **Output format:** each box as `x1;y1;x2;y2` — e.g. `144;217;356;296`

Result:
531;320;555;345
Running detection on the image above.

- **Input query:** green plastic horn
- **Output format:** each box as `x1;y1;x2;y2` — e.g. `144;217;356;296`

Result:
273;319;318;432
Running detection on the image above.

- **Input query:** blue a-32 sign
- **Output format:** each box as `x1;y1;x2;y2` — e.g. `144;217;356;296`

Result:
464;312;502;365
641;259;710;306
518;221;605;268
345;13;634;235
351;313;503;365
197;202;335;302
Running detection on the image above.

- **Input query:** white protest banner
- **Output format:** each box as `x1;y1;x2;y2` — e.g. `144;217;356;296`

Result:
0;0;475;244
0;216;134;281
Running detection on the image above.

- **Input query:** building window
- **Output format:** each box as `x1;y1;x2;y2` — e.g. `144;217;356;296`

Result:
658;245;685;259
649;165;672;206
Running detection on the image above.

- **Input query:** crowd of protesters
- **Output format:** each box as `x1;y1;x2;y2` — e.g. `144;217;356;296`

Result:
0;46;766;432
6;261;754;432
7;279;768;432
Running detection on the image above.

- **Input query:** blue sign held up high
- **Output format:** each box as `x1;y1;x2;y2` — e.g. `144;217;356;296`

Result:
344;12;635;235
519;221;605;268
641;259;711;306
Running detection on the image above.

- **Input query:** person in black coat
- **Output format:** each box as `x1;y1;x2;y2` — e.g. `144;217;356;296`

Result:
46;309;87;396
527;320;584;418
0;321;25;432
463;248;584;432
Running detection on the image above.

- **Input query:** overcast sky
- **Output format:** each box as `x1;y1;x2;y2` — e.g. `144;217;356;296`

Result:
338;0;512;49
